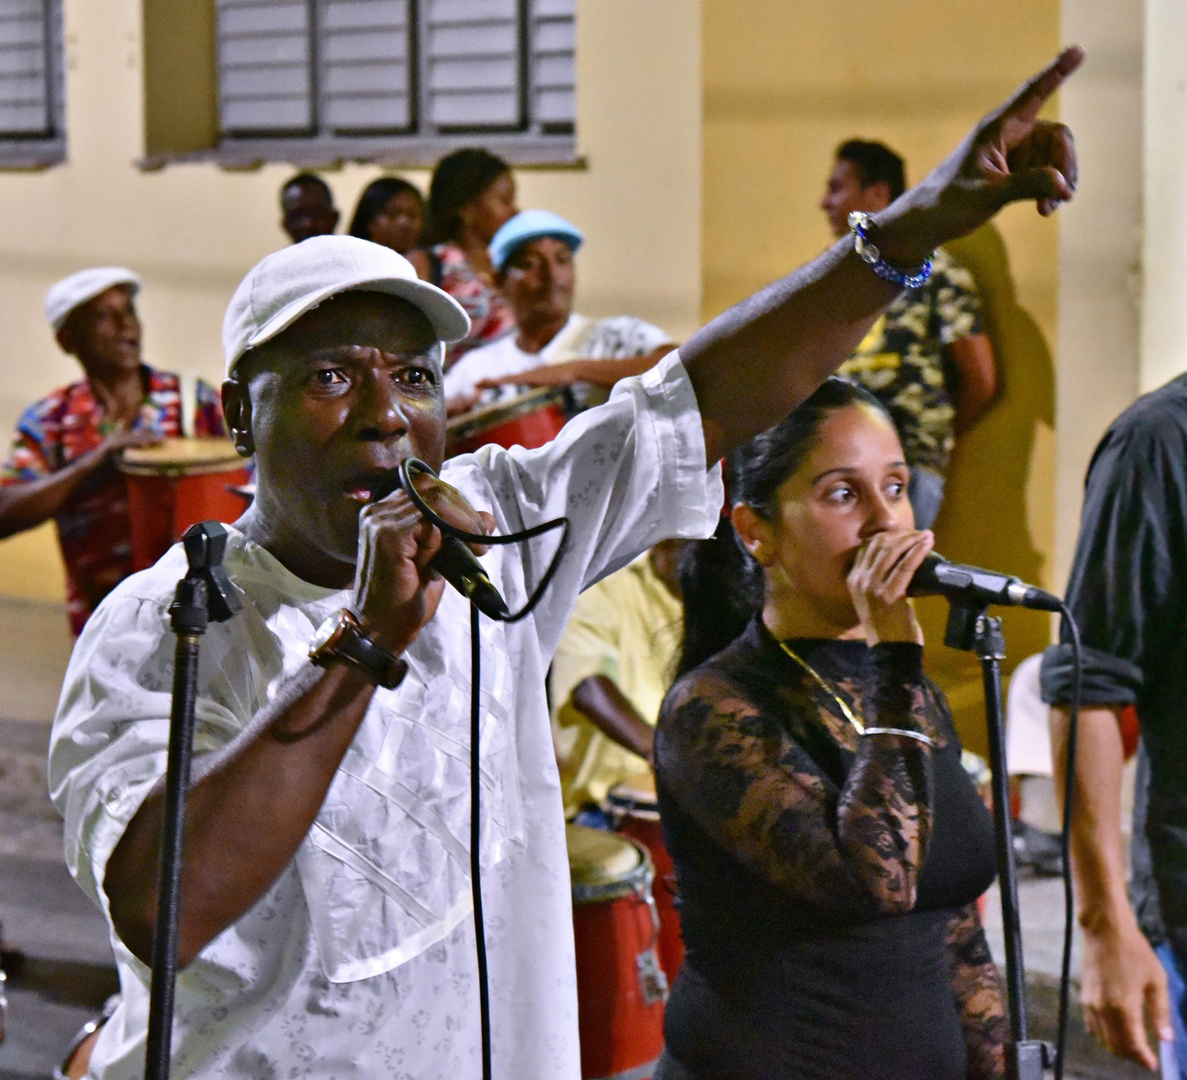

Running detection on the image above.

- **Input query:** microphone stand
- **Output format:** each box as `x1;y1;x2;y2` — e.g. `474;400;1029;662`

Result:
942;602;1050;1080
144;523;242;1080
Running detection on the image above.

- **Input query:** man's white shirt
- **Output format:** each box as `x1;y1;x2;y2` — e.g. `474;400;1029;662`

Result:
49;352;721;1080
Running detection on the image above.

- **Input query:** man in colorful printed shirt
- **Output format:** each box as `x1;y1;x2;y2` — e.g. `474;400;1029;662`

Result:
821;139;999;528
0;268;221;634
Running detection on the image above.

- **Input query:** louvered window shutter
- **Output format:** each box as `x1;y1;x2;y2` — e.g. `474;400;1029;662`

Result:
0;0;52;137
321;0;412;132
529;0;573;132
217;0;313;135
423;0;522;131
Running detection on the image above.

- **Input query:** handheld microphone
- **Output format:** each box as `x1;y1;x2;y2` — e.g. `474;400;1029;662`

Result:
907;552;1062;613
369;471;510;621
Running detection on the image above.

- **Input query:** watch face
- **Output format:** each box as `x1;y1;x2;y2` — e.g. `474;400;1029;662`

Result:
310;610;346;655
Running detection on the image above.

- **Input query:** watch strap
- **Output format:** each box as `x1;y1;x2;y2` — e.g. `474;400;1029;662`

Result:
310;609;406;689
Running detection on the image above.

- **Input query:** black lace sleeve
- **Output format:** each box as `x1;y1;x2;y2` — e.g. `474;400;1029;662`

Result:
655;643;938;917
946;903;1008;1079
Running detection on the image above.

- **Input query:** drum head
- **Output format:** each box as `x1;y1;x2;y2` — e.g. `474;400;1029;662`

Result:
118;437;244;476
446;386;565;443
567;823;652;904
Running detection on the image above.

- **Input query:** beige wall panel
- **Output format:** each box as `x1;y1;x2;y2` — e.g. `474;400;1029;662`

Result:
0;0;702;601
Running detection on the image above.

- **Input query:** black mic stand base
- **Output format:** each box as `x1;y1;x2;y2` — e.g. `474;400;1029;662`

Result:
945;603;1053;1080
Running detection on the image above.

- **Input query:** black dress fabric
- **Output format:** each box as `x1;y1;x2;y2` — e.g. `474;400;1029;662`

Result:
654;618;999;1080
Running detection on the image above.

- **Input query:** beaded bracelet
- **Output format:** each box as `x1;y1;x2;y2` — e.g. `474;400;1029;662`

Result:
862;726;936;749
848;211;934;290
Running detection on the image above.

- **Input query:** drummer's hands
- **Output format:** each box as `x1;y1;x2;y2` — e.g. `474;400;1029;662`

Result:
871;47;1082;267
102;426;163;456
477;362;584;391
445;391;481;417
847;530;934;646
352;471;495;654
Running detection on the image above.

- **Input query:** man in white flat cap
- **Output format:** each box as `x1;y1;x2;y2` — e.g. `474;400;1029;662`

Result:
0;269;221;634
48;50;1080;1080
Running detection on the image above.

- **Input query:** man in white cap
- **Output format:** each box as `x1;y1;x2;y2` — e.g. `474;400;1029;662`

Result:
48;50;1080;1080
444;208;675;411
0;269;220;634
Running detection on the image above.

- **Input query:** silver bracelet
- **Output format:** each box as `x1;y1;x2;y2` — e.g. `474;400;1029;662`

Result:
862;726;935;749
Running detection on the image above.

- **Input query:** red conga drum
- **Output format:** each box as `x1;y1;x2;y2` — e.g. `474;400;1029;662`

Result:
568;823;667;1080
607;777;684;984
446;387;567;457
118;438;251;570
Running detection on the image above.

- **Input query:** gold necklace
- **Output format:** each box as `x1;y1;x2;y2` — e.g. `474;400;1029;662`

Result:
777;640;865;735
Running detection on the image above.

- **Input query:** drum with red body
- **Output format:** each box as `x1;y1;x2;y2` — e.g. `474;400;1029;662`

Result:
607;777;684;984
568;823;667;1080
446;387;566;457
117;438;251;570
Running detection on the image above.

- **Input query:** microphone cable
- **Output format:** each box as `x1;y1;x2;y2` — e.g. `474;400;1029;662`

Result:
1053;601;1083;1080
397;457;570;1080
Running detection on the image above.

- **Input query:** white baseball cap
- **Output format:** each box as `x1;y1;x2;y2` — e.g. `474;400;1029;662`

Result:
223;235;470;376
45;267;141;332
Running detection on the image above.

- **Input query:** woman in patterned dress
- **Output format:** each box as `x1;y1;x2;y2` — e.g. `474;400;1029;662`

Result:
653;378;1007;1080
424;148;519;365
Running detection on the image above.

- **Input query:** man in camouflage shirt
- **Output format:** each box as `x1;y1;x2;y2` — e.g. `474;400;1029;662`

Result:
820;139;998;528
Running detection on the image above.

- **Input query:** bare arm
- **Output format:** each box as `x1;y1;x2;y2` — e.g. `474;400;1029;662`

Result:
103;481;491;968
948;333;999;434
1049;703;1172;1071
570;674;654;762
684;47;1081;463
0;428;158;538
476;346;678;392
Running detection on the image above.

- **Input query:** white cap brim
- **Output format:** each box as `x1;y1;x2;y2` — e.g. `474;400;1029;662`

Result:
46;267;141;332
245;275;470;357
224;236;471;376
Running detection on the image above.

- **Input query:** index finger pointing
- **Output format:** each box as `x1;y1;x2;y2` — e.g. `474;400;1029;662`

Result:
993;45;1085;127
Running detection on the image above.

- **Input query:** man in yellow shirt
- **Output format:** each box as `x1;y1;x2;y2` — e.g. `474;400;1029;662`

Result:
549;540;683;819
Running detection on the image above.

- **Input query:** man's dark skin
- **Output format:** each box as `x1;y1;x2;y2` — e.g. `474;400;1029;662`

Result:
0;285;160;539
101;48;1082;971
281;177;340;244
569;538;683;763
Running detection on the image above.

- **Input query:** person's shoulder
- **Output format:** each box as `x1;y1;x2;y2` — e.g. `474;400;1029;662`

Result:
1085;376;1187;487
587;315;673;355
15;378;90;431
1101;375;1187;452
432;242;468;271
26;377;87;413
925;246;978;293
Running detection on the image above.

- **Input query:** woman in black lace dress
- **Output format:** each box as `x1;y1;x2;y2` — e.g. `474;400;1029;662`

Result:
653;378;1006;1080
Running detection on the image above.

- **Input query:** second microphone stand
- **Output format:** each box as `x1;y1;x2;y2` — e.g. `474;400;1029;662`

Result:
942;602;1050;1080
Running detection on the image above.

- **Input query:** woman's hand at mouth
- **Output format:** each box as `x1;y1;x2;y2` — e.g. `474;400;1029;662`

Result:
847;530;934;646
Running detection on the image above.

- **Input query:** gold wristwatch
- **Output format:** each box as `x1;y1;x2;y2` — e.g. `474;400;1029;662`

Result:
308;608;406;689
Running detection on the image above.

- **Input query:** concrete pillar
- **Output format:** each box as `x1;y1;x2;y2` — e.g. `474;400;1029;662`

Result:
1054;1;1143;588
1142;0;1187;392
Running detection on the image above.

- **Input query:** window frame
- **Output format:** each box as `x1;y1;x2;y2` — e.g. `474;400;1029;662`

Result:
198;0;577;170
0;0;65;170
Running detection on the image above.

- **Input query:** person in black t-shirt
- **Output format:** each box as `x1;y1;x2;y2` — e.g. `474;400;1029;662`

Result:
1041;376;1187;1074
654;378;1003;1080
